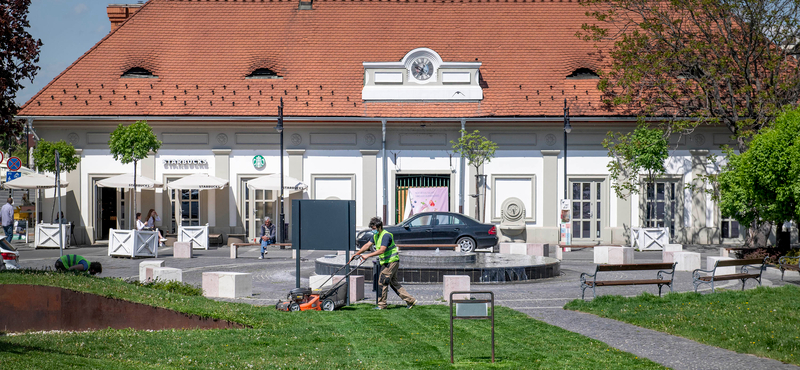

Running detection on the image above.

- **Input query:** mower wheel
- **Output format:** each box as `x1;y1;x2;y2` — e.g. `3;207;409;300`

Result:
289;302;300;311
322;299;335;311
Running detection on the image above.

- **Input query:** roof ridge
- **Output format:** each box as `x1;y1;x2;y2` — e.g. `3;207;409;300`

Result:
18;0;158;112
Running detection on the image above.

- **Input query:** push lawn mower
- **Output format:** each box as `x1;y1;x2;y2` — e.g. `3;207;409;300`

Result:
276;256;367;312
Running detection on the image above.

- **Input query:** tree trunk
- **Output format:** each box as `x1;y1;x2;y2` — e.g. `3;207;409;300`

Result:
132;159;137;230
474;172;480;221
745;220;772;248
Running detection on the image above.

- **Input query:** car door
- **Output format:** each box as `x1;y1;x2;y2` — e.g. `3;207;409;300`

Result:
398;214;433;244
430;214;460;244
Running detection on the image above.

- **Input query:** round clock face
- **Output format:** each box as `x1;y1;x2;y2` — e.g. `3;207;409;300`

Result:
411;57;434;80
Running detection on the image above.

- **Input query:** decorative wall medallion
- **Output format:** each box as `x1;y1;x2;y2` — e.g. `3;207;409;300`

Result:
252;155;266;170
216;133;228;145
67;133;79;145
365;133;376;146
694;134;705;146
291;133;302;146
545;134;557;146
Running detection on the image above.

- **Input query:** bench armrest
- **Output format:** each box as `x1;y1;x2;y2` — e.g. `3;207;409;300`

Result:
692;268;713;280
579;272;596;284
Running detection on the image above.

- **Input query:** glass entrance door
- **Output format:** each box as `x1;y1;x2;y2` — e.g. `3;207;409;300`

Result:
241;178;275;240
570;180;604;242
644;181;677;238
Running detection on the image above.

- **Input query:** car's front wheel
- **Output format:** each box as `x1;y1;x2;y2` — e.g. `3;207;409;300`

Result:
457;236;476;253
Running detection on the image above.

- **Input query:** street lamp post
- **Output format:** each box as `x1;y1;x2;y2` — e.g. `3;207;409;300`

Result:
276;98;285;249
563;99;572;200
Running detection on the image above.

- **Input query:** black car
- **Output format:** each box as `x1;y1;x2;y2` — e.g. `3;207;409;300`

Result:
357;212;497;253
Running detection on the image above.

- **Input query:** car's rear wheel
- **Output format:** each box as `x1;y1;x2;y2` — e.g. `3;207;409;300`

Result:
457;236;476;253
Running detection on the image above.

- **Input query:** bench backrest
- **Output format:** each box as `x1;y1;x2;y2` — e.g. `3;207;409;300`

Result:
597;263;675;272
716;258;765;268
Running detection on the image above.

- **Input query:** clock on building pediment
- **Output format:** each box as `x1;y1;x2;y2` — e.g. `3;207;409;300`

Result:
362;48;483;101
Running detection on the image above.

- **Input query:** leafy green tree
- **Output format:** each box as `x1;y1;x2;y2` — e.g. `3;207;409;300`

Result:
108;120;161;227
1;0;42;152
603;124;669;227
451;129;498;221
580;0;800;151
31;139;80;219
718;107;800;247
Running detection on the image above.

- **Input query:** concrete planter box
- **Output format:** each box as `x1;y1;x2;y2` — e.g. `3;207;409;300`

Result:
631;227;669;251
108;229;159;258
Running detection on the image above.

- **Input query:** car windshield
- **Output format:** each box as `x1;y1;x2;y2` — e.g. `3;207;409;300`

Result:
0;239;17;252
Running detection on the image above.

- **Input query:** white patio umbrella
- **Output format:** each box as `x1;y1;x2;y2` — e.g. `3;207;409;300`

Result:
246;174;308;193
166;173;228;190
97;174;162;229
3;173;68;189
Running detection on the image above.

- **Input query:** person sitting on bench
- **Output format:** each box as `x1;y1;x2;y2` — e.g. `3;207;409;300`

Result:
259;217;276;259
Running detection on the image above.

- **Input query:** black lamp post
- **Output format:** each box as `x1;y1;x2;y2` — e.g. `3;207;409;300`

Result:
275;98;285;249
563;99;572;200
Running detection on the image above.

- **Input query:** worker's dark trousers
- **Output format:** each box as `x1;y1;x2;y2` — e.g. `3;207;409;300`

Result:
378;261;415;308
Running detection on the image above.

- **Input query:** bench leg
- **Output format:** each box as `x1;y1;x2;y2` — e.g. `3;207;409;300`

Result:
781;267;785;281
581;285;586;300
657;285;662;297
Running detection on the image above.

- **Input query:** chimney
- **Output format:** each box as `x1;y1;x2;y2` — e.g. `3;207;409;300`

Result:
107;3;144;32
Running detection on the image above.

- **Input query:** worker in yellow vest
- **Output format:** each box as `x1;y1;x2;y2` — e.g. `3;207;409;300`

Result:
351;217;417;310
55;254;102;275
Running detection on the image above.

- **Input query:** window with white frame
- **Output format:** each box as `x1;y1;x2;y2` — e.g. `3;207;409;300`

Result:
643;180;680;238
721;216;741;239
311;175;355;200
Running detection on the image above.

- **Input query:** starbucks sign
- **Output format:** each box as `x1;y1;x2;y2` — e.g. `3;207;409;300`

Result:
252;155;266;169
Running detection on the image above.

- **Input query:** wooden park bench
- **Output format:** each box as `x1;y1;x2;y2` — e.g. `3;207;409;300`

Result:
778;255;799;281
692;257;767;293
397;244;458;251
580;263;677;300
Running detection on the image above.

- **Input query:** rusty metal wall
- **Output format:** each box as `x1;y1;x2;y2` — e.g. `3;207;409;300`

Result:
0;285;243;333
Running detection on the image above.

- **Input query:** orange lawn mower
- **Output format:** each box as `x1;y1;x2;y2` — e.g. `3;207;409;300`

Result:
276;256;368;312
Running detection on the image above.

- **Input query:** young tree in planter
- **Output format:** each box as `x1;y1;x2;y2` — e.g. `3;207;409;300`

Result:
718;107;800;249
603;124;669;230
108;120;162;229
451;129;497;222
31;139;80;220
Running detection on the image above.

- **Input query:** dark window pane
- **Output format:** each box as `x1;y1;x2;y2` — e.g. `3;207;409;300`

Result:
731;221;740;238
182;190;189;200
245;202;249;215
181;202;189;216
722;222;730;239
244;186;249;200
647;183;654;200
670;183;675;200
657;221;664;228
572;183;580;200
657;183;665;200
572;221;580;236
191;190;199;200
583;202;591;219
573;202;580;219
583;221;590;238
583;183;590;200
596;183;601;200
597;221;601;238
191;202;199;218
656;202;665;218
596;202;601;219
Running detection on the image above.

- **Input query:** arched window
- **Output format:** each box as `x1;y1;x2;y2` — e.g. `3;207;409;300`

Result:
121;67;157;78
566;68;599;79
246;68;281;79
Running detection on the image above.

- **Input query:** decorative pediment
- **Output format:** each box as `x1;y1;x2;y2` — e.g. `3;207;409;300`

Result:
362;48;483;101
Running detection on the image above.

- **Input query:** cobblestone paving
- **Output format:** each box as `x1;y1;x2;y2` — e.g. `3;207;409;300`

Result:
12;242;800;369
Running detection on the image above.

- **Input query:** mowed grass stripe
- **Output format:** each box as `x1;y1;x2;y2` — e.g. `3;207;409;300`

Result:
565;285;800;366
1;271;665;369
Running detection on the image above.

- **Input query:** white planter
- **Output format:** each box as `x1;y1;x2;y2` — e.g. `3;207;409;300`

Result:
35;223;70;249
631;227;669;251
109;229;159;258
178;225;209;250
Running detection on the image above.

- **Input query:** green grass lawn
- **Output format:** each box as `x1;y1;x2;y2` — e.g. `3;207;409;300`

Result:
0;271;666;369
565;285;800;366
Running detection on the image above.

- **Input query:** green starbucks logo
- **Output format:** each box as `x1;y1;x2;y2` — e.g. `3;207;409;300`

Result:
252;155;266;169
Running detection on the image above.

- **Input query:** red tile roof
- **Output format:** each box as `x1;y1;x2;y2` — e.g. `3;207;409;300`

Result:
18;0;620;118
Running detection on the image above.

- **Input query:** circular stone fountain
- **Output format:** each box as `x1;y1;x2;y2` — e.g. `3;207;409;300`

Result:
315;250;560;283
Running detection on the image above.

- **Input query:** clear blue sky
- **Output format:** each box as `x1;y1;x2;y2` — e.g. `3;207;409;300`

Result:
15;0;124;106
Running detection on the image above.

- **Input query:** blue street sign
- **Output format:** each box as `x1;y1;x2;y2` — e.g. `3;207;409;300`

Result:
7;157;21;171
6;171;21;182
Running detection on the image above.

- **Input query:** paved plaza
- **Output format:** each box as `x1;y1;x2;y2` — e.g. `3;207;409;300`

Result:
9;242;800;370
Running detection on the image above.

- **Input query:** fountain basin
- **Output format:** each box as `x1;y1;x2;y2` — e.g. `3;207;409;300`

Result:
315;251;560;283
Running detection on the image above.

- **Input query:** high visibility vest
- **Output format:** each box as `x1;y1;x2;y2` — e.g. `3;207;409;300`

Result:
373;229;399;265
60;254;87;269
